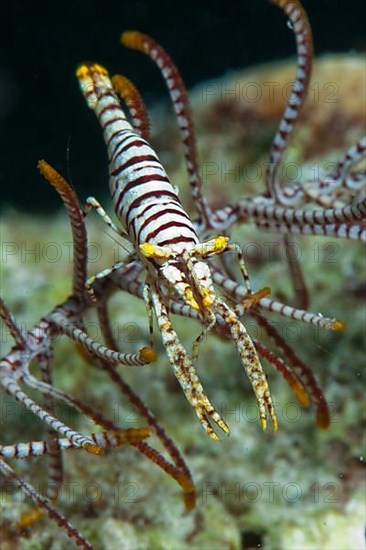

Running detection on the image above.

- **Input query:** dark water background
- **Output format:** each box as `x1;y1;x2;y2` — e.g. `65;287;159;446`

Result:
1;0;365;212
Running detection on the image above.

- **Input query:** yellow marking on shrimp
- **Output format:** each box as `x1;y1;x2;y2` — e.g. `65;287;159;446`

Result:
139;243;172;260
202;288;214;308
76;62;108;79
212;235;229;252
184;288;200;310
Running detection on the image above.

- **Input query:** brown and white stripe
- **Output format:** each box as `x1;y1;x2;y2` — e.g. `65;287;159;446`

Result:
121;31;214;226
76;63;199;259
0;429;149;460
267;0;313;201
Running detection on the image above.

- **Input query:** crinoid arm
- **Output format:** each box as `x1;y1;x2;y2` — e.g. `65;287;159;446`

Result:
0;428;149;548
0;429;150;461
37;160;88;299
266;0;313;203
0;459;93;550
80;305;196;510
111;73;150;140
121;30;213;227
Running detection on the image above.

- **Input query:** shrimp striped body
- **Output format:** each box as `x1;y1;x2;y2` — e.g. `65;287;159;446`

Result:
77;62;278;440
77;64;199;252
77;63;218;311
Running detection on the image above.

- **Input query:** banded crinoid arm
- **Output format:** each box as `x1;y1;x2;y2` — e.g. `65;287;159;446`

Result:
254;220;366;241
26;160;87;501
0;459;93;550
0;430;149;549
37;160;155;365
0;428;150;460
0;302;101;454
282;234;309;310
49;303;154;366
67;262;197;508
251;339;311;410
0;362;102;455
37;160;88;299
211;267;345;332
1;301;63;495
0;297;26;346
83;343;197;510
35;349;64;503
301;184;347;210
319;136;366;193
121;30;214;227
247;197;366;224
14;355;149;436
214;197;366;241
111;74;150;140
301;137;366;207
266;0;313;205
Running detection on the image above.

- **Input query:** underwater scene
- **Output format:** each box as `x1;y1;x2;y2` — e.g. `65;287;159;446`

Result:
1;1;365;549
